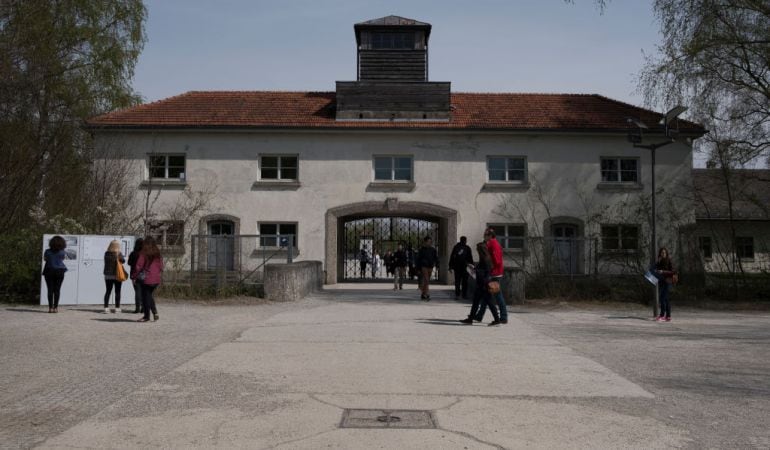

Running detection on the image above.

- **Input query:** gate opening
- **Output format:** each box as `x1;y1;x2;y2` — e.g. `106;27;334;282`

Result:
342;217;440;282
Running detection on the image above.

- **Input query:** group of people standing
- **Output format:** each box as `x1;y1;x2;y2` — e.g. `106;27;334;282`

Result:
41;235;164;322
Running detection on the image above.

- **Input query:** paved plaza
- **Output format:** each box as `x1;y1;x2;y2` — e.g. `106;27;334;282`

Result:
1;285;769;449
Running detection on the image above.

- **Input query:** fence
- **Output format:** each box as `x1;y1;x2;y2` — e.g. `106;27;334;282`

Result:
504;237;601;277
187;234;295;295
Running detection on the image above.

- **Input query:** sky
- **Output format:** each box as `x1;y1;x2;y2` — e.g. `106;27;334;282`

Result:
133;0;662;108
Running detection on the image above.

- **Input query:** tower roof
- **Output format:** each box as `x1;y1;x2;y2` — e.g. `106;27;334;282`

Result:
354;15;430;27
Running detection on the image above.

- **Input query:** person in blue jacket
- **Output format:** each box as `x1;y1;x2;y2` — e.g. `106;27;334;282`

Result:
42;236;68;313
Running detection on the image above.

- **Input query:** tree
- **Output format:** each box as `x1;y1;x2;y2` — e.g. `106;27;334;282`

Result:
0;0;146;233
640;0;770;166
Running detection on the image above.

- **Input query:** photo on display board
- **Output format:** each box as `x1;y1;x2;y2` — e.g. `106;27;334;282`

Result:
64;236;78;260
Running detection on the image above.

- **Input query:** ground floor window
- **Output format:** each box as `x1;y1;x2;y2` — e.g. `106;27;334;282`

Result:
698;236;712;259
148;220;184;251
601;224;639;252
736;236;754;260
259;223;297;248
487;223;526;251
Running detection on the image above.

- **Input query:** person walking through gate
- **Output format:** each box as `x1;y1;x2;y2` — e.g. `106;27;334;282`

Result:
127;238;144;314
416;236;439;301
372;251;381;279
393;243;408;290
655;247;677;322
42;235;68;313
133;237;163;322
449;236;474;299
476;228;508;323
103;240;126;313
459;242;501;326
359;248;369;279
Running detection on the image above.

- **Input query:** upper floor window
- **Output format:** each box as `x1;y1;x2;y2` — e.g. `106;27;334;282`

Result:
260;155;298;181
601;224;639;252
149;154;185;180
374;156;412;181
699;236;712;259
487;223;526;251
259;222;297;248
487;157;526;183
736;236;754;260
601;157;638;183
369;32;415;49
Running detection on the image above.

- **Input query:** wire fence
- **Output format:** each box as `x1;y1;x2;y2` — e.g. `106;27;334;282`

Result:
186;234;296;294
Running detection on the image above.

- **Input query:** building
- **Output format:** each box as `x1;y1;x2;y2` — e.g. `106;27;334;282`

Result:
86;16;705;284
688;169;770;273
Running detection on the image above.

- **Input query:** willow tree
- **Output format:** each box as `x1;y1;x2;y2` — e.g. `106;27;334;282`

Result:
0;0;146;233
640;0;770;166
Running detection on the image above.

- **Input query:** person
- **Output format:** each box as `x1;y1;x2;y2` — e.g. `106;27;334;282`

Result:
103;240;126;313
42;235;68;313
406;244;416;280
476;228;508;324
449;236;474;299
416;236;439;301
655;247;677;322
384;251;394;278
359;248;369;279
133;236;163;322
127;238;144;314
459;242;501;326
393;244;408;290
372;251;381;278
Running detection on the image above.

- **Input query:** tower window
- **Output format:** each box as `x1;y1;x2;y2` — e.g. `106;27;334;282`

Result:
368;32;415;49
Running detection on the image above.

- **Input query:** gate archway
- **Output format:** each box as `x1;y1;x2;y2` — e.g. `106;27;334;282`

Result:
325;201;458;284
342;217;440;281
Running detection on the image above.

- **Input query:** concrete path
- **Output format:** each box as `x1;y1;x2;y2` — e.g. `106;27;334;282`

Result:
32;285;682;449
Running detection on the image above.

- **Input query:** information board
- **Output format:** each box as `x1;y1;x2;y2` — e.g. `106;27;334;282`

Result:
40;234;136;305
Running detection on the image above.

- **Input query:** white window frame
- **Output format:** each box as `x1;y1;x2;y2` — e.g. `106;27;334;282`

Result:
373;155;413;182
486;156;527;183
259;154;299;181
258;222;298;249
486;223;527;252
600;157;639;184
601;224;640;253
148;154;186;181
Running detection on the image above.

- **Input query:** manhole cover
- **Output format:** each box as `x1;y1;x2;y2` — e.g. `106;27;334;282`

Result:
340;409;436;429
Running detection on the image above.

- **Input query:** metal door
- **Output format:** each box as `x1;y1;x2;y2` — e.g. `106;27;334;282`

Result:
342;217;439;281
208;221;234;271
552;224;578;274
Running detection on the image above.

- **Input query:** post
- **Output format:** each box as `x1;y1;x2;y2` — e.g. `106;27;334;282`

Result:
287;235;294;264
190;235;196;288
651;147;659;318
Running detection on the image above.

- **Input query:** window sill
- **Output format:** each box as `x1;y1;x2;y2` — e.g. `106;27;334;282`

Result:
140;180;187;189
251;181;301;190
366;181;415;192
596;182;643;191
481;182;530;192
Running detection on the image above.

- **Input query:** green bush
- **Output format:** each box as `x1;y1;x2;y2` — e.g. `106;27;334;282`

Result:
0;230;43;303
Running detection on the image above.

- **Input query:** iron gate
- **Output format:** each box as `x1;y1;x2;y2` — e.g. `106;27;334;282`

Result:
342;217;439;281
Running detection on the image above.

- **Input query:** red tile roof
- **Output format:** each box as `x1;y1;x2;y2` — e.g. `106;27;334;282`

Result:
86;91;706;133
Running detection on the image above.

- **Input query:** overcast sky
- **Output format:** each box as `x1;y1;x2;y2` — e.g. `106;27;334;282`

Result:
133;0;662;108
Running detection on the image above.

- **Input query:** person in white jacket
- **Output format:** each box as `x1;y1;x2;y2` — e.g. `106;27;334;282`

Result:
372;251;381;279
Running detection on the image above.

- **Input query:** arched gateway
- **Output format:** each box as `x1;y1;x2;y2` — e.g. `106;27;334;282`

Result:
325;200;458;284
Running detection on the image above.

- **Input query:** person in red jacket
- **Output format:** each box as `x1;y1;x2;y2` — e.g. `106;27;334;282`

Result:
475;227;508;323
132;237;164;323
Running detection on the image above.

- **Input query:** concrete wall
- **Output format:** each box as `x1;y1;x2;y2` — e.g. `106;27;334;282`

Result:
263;261;323;302
94;129;695;281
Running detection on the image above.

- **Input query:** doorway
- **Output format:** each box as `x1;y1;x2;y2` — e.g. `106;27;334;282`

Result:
552;223;578;274
207;220;234;271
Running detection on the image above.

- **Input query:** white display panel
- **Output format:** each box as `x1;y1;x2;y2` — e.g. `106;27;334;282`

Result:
40;235;136;305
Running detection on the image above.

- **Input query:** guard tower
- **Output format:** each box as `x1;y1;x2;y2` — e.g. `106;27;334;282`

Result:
335;15;451;121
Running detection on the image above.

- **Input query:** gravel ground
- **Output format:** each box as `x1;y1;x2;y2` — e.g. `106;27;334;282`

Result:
2;294;769;449
0;300;306;449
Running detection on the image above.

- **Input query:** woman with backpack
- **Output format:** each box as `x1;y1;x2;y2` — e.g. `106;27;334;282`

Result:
133;237;163;322
655;247;677;322
103;240;126;313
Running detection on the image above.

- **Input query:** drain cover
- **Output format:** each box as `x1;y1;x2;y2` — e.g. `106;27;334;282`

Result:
340;409;436;429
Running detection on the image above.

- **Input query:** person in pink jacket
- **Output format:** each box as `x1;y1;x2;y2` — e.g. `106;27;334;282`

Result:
132;236;163;322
